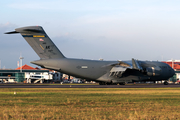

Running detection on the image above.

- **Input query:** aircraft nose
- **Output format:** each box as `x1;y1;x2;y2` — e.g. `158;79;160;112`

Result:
171;68;175;76
168;67;175;78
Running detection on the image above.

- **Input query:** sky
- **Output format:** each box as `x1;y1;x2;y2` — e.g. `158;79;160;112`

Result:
1;0;180;69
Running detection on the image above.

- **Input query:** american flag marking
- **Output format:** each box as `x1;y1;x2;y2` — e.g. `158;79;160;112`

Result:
39;38;44;41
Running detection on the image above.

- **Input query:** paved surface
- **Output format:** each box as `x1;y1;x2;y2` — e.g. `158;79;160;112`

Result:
0;84;180;88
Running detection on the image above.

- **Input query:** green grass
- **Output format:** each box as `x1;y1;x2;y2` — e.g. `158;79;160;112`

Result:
0;88;180;119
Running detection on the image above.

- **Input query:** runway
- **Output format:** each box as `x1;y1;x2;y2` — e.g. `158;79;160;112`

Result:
0;84;180;88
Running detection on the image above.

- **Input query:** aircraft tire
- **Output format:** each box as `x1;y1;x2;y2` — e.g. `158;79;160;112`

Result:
112;83;118;85
107;82;115;85
99;82;103;85
164;81;169;85
99;82;106;85
119;82;126;85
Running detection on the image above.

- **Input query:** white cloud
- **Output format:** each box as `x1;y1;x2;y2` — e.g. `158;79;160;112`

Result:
0;22;16;27
8;3;48;10
7;0;180;13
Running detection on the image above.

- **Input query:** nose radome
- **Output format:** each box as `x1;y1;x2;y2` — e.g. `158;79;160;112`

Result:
171;68;175;76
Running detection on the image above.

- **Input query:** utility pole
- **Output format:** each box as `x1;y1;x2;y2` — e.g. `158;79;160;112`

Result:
172;59;174;69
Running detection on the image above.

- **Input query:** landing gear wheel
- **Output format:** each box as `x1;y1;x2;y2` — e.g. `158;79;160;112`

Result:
119;82;126;85
99;82;118;85
113;83;118;85
106;83;111;85
164;81;169;85
99;82;102;85
99;82;106;85
108;82;118;85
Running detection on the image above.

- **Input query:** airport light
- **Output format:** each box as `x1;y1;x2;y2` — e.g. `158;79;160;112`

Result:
19;56;24;72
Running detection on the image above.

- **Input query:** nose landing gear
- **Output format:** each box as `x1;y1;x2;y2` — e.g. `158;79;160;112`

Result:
164;81;169;85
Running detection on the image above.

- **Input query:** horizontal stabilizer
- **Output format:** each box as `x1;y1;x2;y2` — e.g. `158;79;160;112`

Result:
5;31;19;34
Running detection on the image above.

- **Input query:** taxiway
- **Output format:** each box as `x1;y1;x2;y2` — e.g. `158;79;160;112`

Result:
0;84;179;88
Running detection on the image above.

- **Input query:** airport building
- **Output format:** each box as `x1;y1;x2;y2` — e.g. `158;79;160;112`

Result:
0;64;52;83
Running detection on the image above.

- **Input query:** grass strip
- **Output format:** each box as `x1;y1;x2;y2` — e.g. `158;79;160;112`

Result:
0;88;180;119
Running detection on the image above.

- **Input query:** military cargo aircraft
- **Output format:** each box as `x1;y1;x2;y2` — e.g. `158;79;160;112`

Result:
5;26;175;85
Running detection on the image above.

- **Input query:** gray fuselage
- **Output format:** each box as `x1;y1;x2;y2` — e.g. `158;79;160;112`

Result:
31;58;175;83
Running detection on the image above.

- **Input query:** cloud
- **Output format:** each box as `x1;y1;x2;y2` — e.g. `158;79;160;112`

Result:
8;3;48;10
7;0;180;13
7;0;121;11
0;22;11;27
0;22;17;30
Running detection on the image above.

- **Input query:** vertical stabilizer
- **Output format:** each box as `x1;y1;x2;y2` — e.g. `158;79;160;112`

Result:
132;58;143;70
5;26;65;59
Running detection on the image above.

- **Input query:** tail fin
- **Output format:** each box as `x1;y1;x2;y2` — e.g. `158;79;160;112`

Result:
5;26;65;59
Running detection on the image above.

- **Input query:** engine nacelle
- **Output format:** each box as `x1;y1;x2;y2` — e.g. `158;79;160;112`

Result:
146;66;162;76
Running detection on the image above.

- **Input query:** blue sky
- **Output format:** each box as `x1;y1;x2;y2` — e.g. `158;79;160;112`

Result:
1;0;180;68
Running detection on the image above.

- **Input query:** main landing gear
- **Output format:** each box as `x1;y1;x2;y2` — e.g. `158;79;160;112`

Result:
119;82;126;85
99;82;125;85
164;81;169;85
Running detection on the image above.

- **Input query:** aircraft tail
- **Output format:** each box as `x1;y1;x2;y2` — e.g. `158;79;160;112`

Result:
5;26;65;59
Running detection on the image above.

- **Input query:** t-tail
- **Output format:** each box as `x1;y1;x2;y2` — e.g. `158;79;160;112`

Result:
5;26;65;59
